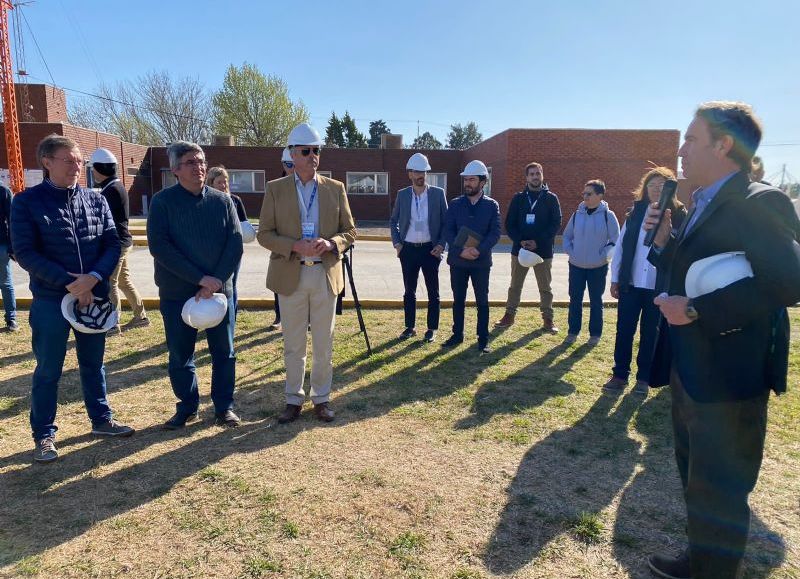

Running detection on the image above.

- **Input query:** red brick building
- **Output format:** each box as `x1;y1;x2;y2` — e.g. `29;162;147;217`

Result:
2;84;683;230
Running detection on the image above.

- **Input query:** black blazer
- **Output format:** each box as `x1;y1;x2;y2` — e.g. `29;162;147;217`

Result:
648;171;800;402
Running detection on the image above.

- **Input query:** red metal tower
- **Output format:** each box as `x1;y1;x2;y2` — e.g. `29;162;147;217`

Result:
0;0;23;193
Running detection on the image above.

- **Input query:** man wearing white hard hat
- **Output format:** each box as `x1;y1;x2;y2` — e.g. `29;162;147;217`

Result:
442;159;500;353
496;162;562;333
148;141;244;430
90;147;149;333
11;134;133;462
258;123;356;423
266;147;297;332
389;153;447;342
644;102;800;579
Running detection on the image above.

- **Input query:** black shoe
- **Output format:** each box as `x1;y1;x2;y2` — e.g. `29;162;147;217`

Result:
477;340;490;354
399;327;417;339
442;334;464;348
215;409;241;427
92;420;135;437
163;412;199;430
277;404;302;424
423;329;436;343
647;549;691;579
7;320;19;332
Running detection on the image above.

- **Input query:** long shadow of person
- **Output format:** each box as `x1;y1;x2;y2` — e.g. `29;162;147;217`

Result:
484;391;643;574
611;388;787;578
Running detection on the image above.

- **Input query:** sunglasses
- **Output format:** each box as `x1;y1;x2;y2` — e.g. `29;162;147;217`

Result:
282;161;294;168
298;147;321;157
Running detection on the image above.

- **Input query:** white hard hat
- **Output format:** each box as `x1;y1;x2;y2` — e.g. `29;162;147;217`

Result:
181;293;228;330
240;220;257;243
406;153;431;172
287;123;323;147
61;294;119;334
461;160;489;177
685;252;754;299
90;148;118;166
281;147;293;163
517;248;544;268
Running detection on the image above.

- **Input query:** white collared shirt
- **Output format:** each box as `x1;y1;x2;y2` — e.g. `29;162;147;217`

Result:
610;221;657;289
404;187;432;243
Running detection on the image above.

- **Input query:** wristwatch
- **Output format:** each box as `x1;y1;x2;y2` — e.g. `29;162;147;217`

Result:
686;299;699;321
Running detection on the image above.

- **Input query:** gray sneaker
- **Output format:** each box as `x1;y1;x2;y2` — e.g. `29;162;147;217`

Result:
602;376;627;396
564;333;578;344
587;336;601;347
34;437;58;462
123;316;151;330
633;380;650;396
92;420;135;437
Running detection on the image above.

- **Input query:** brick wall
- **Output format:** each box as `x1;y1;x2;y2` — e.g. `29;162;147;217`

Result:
15;84;68;123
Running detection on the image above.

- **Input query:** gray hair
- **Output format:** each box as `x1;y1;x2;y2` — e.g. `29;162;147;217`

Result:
167;141;204;170
37;134;80;169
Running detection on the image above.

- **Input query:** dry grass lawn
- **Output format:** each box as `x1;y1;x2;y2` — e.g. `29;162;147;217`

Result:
0;307;798;578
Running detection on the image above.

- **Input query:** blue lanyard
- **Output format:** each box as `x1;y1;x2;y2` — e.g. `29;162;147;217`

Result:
413;188;426;218
305;182;318;214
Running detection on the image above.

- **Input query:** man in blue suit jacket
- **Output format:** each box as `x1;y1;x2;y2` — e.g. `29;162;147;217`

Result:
390;153;447;343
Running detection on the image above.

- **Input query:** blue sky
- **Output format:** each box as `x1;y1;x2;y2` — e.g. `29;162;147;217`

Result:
11;0;800;183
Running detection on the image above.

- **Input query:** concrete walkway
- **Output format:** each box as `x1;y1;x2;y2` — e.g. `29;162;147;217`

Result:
7;240;613;306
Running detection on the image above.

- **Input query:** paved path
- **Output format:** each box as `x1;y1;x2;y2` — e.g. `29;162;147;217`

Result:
7;240;613;304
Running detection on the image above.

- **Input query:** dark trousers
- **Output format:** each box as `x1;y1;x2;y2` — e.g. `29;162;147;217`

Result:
273;293;281;321
567;263;608;336
399;243;441;330
450;266;490;341
612;287;659;381
671;371;768;578
160;297;237;417
29;297;112;440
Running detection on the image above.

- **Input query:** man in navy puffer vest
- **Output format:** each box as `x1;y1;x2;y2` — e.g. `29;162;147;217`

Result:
11;134;134;464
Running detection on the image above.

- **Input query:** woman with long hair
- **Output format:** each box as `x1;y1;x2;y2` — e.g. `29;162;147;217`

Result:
603;167;687;396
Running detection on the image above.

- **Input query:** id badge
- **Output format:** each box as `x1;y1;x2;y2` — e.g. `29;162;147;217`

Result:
526;213;536;225
301;222;315;239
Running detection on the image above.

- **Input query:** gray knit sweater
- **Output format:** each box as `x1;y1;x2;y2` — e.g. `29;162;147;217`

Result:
147;183;243;300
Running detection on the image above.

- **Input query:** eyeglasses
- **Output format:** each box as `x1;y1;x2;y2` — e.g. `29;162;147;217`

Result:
48;156;83;166
299;147;320;157
282;161;294;168
179;159;207;168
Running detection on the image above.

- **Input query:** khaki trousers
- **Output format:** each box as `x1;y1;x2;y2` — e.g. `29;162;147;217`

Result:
504;255;554;318
109;245;146;319
280;265;337;406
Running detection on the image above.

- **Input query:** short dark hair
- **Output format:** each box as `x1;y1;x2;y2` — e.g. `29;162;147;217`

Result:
585;179;605;196
695;101;762;170
37;134;79;169
525;162;543;175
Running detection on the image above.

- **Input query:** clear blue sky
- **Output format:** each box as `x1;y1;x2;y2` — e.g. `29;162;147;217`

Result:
11;0;800;183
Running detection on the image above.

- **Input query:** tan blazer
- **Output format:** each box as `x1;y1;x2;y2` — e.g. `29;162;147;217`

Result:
257;174;356;295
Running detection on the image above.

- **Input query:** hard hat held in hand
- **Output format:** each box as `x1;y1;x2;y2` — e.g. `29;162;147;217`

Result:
461;160;488;177
406;153;431;171
287;123;323;147
281;147;293;163
181;293;228;330
518;248;543;268
240;221;257;243
685;252;753;299
61;294;119;334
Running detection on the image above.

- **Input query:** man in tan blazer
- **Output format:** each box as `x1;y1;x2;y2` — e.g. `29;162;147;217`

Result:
257;123;356;423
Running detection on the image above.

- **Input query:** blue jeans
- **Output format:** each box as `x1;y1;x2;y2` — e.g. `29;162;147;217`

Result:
29;297;112;440
160;297;236;417
612;286;659;381
450;266;490;341
567;263;608;337
0;244;16;325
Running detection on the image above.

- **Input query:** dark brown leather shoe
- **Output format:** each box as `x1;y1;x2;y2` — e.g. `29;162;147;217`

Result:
494;312;515;327
313;402;335;422
647;549;691;579
277;404;302;424
542;316;560;334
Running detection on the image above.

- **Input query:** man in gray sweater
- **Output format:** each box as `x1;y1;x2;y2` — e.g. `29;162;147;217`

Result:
147;141;243;429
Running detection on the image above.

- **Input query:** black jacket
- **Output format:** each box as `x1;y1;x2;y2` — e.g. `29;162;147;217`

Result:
97;177;132;248
0;185;11;249
648;171;800;401
505;186;562;259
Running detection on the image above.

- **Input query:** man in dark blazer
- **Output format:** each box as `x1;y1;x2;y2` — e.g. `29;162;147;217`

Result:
645;101;800;579
390;153;448;342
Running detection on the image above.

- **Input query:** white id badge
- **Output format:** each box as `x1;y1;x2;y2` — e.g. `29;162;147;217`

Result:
414;221;425;232
526;213;536;225
301;222;315;239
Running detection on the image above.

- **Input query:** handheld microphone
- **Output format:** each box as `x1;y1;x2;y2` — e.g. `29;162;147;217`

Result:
643;179;678;247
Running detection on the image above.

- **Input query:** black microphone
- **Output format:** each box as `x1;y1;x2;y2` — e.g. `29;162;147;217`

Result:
643;179;678;247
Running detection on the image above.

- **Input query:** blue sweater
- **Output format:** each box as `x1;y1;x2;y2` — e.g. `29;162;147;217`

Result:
444;194;501;269
10;180;121;300
147;183;243;300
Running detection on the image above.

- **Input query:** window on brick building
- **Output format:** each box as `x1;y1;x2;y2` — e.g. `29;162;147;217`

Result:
160;168;265;193
318;171;332;179
346;172;389;195
427;173;447;191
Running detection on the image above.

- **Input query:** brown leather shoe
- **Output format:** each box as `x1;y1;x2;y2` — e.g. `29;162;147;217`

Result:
495;312;515;327
277;404;302;424
542;316;559;334
313;402;335;422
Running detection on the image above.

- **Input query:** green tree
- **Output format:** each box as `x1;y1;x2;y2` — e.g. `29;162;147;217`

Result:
411;131;443;149
212;63;309;146
446;122;483;150
341;111;368;148
368;119;391;148
325;112;345;147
